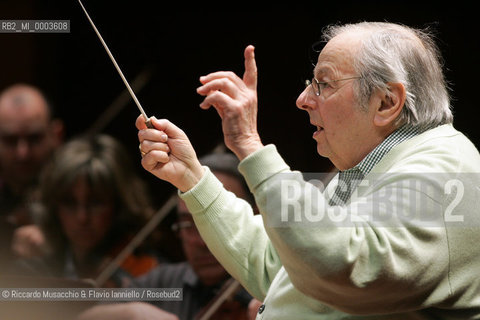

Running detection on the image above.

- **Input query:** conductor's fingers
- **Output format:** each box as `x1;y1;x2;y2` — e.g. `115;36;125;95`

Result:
243;45;257;90
198;90;235;114
141;149;170;171
138;125;168;144
140;140;170;154
149;117;188;140
135;114;149;130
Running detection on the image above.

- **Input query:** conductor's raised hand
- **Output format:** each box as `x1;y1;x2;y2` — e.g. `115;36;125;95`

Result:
136;116;204;192
197;45;263;160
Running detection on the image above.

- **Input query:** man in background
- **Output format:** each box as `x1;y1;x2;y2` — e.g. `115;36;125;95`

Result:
0;83;64;270
76;152;261;320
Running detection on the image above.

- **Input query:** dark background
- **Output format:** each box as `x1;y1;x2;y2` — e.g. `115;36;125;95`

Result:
1;1;479;210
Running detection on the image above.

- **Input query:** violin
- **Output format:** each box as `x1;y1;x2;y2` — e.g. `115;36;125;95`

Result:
92;236;159;288
194;278;250;320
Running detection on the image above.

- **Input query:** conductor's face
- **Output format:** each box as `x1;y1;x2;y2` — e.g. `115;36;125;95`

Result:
296;33;377;171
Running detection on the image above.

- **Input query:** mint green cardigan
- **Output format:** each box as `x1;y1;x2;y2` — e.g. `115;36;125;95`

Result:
180;124;480;319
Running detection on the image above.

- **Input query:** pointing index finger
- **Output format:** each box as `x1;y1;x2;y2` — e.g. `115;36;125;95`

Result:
243;45;257;90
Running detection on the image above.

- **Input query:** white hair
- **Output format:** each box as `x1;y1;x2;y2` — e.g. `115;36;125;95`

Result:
321;22;453;129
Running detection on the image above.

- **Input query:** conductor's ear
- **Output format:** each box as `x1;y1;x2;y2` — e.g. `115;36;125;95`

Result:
373;82;406;127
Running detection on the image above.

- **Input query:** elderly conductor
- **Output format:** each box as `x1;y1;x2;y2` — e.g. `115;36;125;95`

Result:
137;22;480;319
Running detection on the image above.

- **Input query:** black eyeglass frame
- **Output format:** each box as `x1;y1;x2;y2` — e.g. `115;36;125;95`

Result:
305;76;361;96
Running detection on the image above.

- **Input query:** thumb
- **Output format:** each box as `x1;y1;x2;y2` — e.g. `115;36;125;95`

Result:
150;117;186;140
243;45;257;90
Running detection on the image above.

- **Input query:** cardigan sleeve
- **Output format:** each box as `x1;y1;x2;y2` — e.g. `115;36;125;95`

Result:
179;164;285;300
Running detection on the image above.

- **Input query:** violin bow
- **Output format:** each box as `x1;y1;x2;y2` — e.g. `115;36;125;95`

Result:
94;142;226;286
194;277;242;320
85;67;154;136
94;193;178;287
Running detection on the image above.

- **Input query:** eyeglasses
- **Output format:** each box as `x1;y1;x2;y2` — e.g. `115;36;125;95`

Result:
171;220;191;232
305;76;360;97
171;220;204;240
171;220;199;233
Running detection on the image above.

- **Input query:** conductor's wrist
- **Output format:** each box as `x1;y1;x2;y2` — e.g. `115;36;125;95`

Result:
231;137;264;161
178;163;205;193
